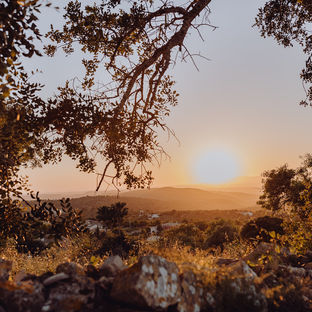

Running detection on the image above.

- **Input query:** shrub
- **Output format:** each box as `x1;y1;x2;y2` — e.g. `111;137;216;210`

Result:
204;219;238;251
240;216;284;243
96;202;128;228
164;223;204;249
96;229;138;258
0;194;85;254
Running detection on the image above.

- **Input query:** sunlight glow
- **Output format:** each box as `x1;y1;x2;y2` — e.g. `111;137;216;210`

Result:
192;149;241;184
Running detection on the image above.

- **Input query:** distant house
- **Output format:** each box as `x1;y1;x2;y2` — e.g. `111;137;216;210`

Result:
148;213;160;220
84;220;106;233
161;222;180;230
149;226;158;234
241;211;253;217
146;235;161;242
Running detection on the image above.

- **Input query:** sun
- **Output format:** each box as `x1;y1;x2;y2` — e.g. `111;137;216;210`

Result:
192;148;241;184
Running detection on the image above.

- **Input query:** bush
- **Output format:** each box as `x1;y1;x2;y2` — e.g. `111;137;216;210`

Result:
164;224;204;249
96;229;138;258
96;202;128;228
240;216;284;243
204;219;238;251
0;194;85;254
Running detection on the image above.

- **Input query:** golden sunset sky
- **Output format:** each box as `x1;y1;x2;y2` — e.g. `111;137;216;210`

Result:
22;0;312;193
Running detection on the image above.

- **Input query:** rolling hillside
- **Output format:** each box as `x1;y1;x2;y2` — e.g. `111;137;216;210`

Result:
58;186;261;219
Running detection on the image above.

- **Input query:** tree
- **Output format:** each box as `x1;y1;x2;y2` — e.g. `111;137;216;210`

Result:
258;154;312;219
42;0;213;190
255;0;312;106
96;202;128;228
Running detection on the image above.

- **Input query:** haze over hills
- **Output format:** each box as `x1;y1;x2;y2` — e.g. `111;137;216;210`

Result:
120;186;260;211
33;176;262;217
36;176;262;199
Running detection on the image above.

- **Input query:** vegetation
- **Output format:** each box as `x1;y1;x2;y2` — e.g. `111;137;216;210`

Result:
2;1;312;310
258;154;312;219
96;202;128;228
240;216;284;243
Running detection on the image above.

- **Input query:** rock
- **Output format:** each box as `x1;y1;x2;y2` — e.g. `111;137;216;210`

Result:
243;242;275;264
305;262;312;270
228;260;257;282
85;264;99;280
215;262;267;312
110;255;181;310
43;272;70;286
177;270;215;312
216;258;239;266
42;274;95;312
97;276;115;292
99;255;126;278
0;280;45;312
177;271;202;312
277;265;307;278
94;276;115;304
56;262;84;276
0;259;12;281
244;242;294;269
302;250;312;263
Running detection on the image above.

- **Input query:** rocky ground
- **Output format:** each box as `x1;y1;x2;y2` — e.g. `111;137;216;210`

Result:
0;243;312;312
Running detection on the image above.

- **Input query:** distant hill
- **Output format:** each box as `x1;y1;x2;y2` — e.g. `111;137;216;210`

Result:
49;186;261;219
121;187;260;210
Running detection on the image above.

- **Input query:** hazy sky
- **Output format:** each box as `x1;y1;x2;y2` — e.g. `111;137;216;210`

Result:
22;0;312;193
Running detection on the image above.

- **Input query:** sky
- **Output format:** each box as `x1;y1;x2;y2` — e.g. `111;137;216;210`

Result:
22;0;312;193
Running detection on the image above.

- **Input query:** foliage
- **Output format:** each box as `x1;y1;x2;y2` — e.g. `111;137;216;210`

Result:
256;0;312;106
204;219;238;251
95;229;139;258
240;216;284;243
42;0;213;189
258;154;312;219
0;193;85;254
164;223;205;249
273;217;312;255
96;202;128;228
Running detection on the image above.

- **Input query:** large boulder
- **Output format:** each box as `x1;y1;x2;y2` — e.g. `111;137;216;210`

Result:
42;273;95;312
215;261;267;312
0;280;45;312
177;270;215;312
110;255;181;310
177;271;202;312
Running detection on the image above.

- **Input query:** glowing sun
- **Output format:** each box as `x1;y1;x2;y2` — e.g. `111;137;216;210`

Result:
192;149;241;184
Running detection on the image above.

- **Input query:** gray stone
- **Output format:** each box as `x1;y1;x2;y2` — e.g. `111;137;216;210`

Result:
111;255;181;310
42;275;95;312
228;260;257;282
56;262;84;276
99;255;126;277
216;258;239;266
43;272;70;286
177;271;203;312
0;280;45;312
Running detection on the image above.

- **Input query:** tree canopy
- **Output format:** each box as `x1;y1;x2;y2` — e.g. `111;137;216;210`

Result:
258;154;312;219
255;0;312;106
2;0;312;199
